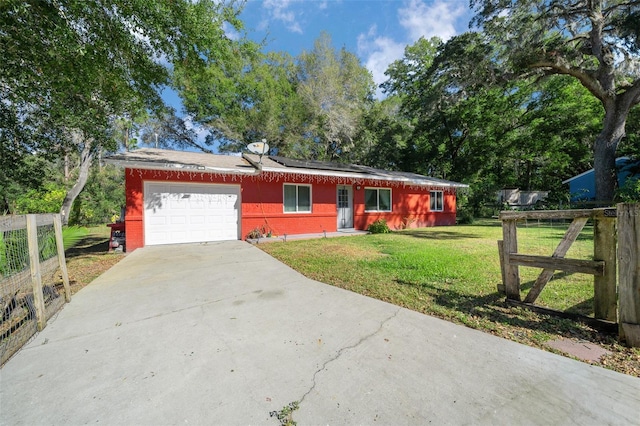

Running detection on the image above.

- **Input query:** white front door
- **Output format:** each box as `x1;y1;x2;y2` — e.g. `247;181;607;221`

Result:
337;185;353;229
144;182;240;246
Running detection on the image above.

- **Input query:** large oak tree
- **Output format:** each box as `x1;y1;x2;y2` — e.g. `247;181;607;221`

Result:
383;34;602;212
471;0;640;202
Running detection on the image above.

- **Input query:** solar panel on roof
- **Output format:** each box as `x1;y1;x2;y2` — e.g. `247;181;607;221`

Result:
268;156;373;174
268;155;462;185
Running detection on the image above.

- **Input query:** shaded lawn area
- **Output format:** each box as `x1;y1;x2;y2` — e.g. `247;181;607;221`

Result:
257;220;640;377
65;225;125;295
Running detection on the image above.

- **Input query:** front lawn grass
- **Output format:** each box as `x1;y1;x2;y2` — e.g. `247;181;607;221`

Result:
257;219;640;377
65;225;124;295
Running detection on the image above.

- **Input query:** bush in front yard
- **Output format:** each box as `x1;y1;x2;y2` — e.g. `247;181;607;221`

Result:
368;219;390;234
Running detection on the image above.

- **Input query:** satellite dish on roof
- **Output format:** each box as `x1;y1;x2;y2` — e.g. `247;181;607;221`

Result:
246;139;269;164
247;139;269;155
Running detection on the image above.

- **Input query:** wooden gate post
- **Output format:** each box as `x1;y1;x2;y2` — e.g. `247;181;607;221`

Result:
617;203;640;347
593;211;617;321
53;214;71;302
26;214;47;331
502;219;521;301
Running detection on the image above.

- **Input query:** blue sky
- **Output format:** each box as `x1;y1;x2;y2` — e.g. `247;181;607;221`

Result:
238;0;474;92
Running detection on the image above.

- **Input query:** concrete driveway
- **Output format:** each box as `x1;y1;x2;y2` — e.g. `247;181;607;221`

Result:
1;241;639;425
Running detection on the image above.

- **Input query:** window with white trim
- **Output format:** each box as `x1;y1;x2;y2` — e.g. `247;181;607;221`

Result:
430;191;444;211
284;184;311;213
364;188;392;212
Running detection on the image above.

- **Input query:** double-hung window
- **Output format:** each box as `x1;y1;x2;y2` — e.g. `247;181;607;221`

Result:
364;188;391;212
430;191;443;211
284;184;311;213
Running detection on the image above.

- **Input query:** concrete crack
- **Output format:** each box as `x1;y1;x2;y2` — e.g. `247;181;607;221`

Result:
38;289;260;345
298;307;401;405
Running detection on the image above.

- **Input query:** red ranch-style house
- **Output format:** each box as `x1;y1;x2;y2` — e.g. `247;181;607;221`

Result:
105;148;468;251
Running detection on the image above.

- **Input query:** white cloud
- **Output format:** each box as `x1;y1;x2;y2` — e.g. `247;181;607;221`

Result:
357;26;406;97
358;0;467;98
398;0;466;42
263;0;303;34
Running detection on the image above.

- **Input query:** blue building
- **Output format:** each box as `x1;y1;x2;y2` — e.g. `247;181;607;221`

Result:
563;157;640;201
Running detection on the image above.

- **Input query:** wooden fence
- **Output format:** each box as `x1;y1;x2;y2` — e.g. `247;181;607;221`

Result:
617;204;640;347
498;204;640;347
1;214;70;365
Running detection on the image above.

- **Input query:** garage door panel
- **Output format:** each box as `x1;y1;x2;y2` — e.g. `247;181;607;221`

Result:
144;182;240;246
190;215;205;225
152;231;170;242
170;231;188;241
170;216;187;225
147;216;167;226
169;199;187;209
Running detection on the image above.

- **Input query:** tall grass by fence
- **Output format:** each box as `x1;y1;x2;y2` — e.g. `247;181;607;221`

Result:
1;214;70;365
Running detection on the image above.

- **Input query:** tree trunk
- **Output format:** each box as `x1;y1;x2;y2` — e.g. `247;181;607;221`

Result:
593;99;629;203
60;134;94;225
593;136;617;204
64;152;70;182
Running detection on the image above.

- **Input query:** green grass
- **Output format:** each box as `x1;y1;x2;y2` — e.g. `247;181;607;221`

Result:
258;219;599;343
85;225;111;239
1;224;91;278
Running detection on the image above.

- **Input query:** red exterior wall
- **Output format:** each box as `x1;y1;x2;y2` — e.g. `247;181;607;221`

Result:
124;168;458;251
242;179;338;237
353;184;457;230
125;170;145;251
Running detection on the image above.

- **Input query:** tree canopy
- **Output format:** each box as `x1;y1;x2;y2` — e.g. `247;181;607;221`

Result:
471;0;640;201
175;49;309;156
0;0;245;219
382;32;604;212
176;32;375;161
1;0;240;146
296;32;376;161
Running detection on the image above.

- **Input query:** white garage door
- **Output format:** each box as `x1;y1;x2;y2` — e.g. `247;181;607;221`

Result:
144;182;240;246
